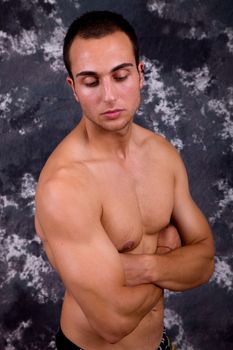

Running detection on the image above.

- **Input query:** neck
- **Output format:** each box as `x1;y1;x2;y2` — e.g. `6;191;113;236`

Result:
80;117;134;160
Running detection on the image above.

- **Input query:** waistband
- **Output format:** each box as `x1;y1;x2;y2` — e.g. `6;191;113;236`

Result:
55;327;175;350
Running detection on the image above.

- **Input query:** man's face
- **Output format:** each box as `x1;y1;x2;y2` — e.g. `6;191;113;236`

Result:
67;31;143;132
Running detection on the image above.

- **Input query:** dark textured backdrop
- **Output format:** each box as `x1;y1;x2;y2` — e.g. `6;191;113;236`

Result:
0;1;233;349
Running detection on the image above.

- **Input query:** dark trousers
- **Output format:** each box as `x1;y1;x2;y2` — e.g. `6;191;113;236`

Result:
56;327;174;350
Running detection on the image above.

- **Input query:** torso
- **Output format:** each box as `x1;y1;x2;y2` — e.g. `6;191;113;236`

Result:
35;123;175;350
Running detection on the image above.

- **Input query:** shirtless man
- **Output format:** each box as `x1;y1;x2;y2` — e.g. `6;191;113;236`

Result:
35;11;215;350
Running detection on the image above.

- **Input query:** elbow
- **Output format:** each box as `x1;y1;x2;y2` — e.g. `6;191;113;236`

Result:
103;320;136;344
102;332;127;344
93;315;137;344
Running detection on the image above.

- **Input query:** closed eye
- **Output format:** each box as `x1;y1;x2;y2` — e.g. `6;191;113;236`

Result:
114;75;128;82
84;79;99;87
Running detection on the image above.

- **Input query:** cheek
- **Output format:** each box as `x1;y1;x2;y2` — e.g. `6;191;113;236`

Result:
77;89;100;108
121;81;141;104
123;76;140;94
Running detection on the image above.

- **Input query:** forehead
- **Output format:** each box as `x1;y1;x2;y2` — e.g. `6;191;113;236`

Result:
69;31;136;75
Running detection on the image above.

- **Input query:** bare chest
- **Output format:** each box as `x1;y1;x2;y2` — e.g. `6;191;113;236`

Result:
92;161;174;253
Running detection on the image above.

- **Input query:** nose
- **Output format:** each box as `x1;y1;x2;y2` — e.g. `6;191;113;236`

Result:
102;78;117;103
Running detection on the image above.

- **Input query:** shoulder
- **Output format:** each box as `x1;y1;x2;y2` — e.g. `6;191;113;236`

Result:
36;161;101;224
37;158;96;196
134;124;187;179
135;124;180;161
37;127;96;200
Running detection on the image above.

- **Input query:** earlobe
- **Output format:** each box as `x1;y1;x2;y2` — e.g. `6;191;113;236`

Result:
73;91;79;102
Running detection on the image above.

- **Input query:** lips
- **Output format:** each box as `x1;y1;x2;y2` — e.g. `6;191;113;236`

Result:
101;109;124;119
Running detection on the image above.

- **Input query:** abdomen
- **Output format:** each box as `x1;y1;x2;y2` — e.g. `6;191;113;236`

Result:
60;291;164;350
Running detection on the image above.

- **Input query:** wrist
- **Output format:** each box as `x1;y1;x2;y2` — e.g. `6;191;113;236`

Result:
144;254;158;284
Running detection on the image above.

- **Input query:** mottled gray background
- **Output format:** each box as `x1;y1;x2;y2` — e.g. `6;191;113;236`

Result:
0;0;233;349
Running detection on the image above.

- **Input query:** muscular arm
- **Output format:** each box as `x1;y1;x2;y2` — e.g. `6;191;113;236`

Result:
35;168;162;343
152;200;214;291
121;146;215;291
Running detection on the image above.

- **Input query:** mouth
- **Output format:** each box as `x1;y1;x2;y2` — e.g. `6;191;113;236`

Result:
101;109;125;119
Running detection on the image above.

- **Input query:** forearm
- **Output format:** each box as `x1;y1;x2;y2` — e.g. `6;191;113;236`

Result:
147;241;214;291
119;283;162;321
68;262;162;343
107;283;162;341
82;282;162;343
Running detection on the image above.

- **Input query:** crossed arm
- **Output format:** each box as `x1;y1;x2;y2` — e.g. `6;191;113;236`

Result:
35;148;214;343
35;169;162;344
121;149;215;291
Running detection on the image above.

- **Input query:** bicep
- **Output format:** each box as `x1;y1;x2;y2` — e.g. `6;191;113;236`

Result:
171;151;214;247
49;224;124;299
49;226;125;326
35;178;125;316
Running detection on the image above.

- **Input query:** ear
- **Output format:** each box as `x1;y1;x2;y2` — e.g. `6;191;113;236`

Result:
138;61;144;89
66;76;79;102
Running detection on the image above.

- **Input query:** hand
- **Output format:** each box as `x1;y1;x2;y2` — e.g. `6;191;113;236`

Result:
120;225;181;286
156;224;181;255
120;253;151;286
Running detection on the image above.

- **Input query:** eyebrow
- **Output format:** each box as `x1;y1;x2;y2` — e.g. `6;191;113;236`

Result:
75;63;134;78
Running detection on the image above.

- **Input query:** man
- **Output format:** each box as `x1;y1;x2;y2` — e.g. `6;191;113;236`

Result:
35;11;215;350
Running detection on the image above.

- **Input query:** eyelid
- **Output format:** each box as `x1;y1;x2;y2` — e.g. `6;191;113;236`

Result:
85;82;99;87
113;69;130;78
114;75;128;81
83;76;98;82
82;76;99;87
114;68;130;75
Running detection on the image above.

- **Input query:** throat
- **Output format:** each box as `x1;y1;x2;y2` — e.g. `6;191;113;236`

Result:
81;118;133;159
118;240;135;253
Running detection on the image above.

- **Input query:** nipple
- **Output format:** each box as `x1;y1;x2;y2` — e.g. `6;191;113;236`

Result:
119;240;135;253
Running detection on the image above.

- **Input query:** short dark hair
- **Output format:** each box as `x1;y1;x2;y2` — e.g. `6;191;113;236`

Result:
63;10;139;78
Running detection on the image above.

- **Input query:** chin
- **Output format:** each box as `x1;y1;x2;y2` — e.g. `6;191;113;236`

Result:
102;118;132;132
